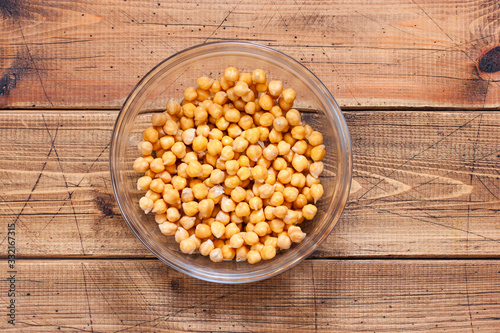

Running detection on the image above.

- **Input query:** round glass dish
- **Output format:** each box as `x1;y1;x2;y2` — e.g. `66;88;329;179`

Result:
110;41;352;283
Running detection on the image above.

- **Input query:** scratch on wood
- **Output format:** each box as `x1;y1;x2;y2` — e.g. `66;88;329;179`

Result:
81;263;95;333
203;0;243;43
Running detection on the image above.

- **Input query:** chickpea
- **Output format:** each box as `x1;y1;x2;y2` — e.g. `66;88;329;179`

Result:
277;233;292;250
146;190;161;202
277;169;292;184
182;201;199;216
225;223;240;239
283;187;299;203
166;99;181;115
249;209;265;224
137;176;153;191
309;162;324;178
236;167;251;181
292;140;308;155
220;75;235;90
268;80;283;97
282;88;296;104
199;239;215;256
244;128;260;144
310;183;324;203
251;165;267;182
192;183;208;200
260;245;276;260
224;67;239;82
311;145;326;161
195;223;212;239
210;221;225;239
170;142;186;159
235;202;250;217
192;135;208;152
244;231;259;246
273;205;288;219
285;109;301;126
246;145;263;162
249;197;263;211
251;69;266;84
224;175;241;188
137;141;153;156
149;178;165;193
139;196;154;214
290;173;306;188
229;233;245;249
269;219;285;234
256;81;268;92
258;94;274;111
254;222;269;237
183;87;198;101
187;160;203;178
142;127;159;143
292;154;308;172
220;146;235;161
288;226;306;243
165;207;180;222
220;195;236;212
246;250;261;264
209;248;224;262
232;136;249;153
236;245;249;262
291;126;306;140
269;191;284;206
233;81;250;96
230;186;246;203
245;101;256;115
293;194;308;209
209;80;222;94
227;124;242;138
241;90;255;103
195;76;213;90
133;157;150;173
178;216;195;230
259;112;275;127
215;117;230;131
215;210;230;225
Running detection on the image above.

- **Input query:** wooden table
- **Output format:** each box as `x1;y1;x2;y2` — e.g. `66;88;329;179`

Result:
1;0;500;331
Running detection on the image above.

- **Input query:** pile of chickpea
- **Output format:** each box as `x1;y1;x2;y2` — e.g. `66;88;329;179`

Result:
133;67;326;264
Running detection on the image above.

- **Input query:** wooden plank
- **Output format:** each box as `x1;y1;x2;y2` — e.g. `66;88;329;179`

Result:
1;110;499;258
1;259;499;331
1;0;500;109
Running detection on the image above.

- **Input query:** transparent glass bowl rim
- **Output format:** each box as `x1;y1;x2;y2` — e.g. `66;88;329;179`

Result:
110;41;352;283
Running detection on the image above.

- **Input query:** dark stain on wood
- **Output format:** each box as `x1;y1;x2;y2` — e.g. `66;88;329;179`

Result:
170;279;180;291
95;196;114;216
0;0;23;19
0;72;17;96
478;46;500;73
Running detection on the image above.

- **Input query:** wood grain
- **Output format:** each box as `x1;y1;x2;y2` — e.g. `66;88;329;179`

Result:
1;110;499;258
0;259;499;332
1;0;500;109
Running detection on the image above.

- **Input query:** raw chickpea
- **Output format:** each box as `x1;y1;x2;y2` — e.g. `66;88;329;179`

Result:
278;96;293;111
180;116;195;130
232;137;249;153
209;128;224;141
237;167;251;181
254;222;269;237
216;117;230;131
224;67;239;82
252;69;267;84
309;162;324;178
171;142;186;159
210;169;225;185
245;223;255;232
273;205;288;219
290;173;306;188
161;151;176;167
152;198;167;214
236;245;249;262
183;87;197;101
149;158;164;173
277;234;292;249
224;108;240;123
273;116;288;132
291;125;306;140
187;160;203;178
139;196;154;214
269;192;284;206
159;136;175;150
229;233;245;249
162;119;178;136
282;88;296;104
220;76;234;90
192;183;209;200
221;244;236;260
269;105;283;118
167;207;181;222
208;104;224;120
292;140;308;155
221;135;234;147
268;80;283;97
249;209;265;224
233;81;250;96
180;128;195;146
182;103;196;118
292;154;308;172
143;127;159;143
233;98;246;111
251;165;267;182
311;145;326;161
220;146;235;161
189;179;202;188
235;202;250;217
177;163;188;178
225;223;240;239
264;206;275;221
137;141;153;156
244;128;260;144
152;113;168;127
269;219;285;233
283;150;294;163
258;94;274;111
150;178;165;194
179;216;196;230
256;81;268;92
268;128;283;144
210;221;226;238
283;187;299;202
310;184;324;203
227;124;242;138
157;172;172;184
133;157;150;173
182;201;199;216
181;188;194;203
199;239;215;256
220;195;236;212
246;250;261;264
216;210;230;225
259;112;275;127
194;106;208;122
265;171;276;185
302;204;318;220
207;139;223;156
174;227;189;243
205;153;217;167
308;131;323;146
166;99;181;115
249;196;263;210
245;101;256;115
202;164;214;178
197;76;214;90
244;231;259;245
288;226;306;243
158;221;177;236
284;132;296;146
230;186;246;203
260;245;276;260
195;223;212;239
164;188;180;205
238;115;253;130
241;90;255;103
285;109;301;126
224;175;241;189
293;194;308;209
258;183;274;199
137;176;152;191
273;157;287;171
277;169;292;184
210;248;224;262
246;145;263;162
213;91;228;106
192;136;208;152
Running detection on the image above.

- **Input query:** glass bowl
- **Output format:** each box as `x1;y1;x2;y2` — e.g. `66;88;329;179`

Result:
110;41;352;283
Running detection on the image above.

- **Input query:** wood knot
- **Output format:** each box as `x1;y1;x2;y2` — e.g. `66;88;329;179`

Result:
95;196;113;216
478;46;500;73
